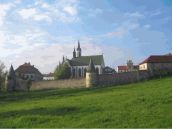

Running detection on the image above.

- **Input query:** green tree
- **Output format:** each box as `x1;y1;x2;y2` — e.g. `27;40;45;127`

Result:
54;62;71;80
0;61;6;91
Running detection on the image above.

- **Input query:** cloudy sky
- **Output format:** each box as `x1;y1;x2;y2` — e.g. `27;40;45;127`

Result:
0;0;172;73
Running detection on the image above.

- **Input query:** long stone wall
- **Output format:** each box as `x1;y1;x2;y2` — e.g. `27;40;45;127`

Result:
31;71;151;90
31;78;85;90
97;71;151;86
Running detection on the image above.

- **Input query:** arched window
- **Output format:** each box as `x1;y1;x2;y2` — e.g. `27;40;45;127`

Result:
82;67;84;77
78;68;81;77
96;67;99;74
84;68;87;77
72;68;75;78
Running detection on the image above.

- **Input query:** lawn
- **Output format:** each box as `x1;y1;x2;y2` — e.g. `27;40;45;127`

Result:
0;77;172;128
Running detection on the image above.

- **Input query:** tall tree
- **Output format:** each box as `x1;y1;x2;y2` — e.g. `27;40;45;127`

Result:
54;62;71;80
0;61;6;90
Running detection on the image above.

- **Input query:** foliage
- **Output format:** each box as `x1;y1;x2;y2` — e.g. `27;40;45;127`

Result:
0;61;6;91
0;77;172;128
54;62;71;80
26;79;32;91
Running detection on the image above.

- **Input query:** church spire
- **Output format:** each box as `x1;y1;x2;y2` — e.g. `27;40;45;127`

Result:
76;40;81;57
73;47;76;58
77;40;80;49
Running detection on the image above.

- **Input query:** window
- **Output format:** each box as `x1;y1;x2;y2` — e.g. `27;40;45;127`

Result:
78;68;81;77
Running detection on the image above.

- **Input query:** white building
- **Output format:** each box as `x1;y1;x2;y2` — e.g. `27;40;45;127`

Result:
66;41;105;78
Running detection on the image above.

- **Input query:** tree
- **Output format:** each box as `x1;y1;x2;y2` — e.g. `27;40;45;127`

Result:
54;62;71;80
0;61;6;91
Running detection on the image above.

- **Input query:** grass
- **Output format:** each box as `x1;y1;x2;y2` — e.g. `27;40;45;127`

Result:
0;77;172;128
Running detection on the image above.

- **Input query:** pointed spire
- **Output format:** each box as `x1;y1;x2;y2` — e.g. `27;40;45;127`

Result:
8;65;16;79
73;47;76;58
76;40;81;57
87;59;96;73
78;40;80;49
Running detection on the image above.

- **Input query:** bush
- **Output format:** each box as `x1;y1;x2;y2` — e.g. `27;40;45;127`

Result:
54;63;71;80
26;79;32;91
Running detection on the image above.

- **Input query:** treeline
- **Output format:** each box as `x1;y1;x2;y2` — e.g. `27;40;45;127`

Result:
0;61;7;91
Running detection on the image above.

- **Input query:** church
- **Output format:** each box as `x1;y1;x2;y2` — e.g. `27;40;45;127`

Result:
66;41;105;78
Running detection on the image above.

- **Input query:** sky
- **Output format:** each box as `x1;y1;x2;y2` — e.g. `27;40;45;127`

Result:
0;0;172;73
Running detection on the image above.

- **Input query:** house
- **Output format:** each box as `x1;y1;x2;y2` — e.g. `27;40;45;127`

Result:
139;55;172;72
43;73;55;80
117;66;128;73
117;60;138;73
15;62;43;81
65;41;105;78
103;66;116;74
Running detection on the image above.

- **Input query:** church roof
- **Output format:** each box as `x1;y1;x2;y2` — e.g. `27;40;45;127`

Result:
67;55;104;66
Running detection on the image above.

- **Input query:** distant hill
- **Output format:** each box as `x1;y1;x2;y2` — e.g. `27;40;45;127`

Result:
0;77;172;128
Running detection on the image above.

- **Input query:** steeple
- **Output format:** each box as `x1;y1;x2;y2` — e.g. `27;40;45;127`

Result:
73;47;76;58
87;59;96;73
8;65;16;79
76;40;81;57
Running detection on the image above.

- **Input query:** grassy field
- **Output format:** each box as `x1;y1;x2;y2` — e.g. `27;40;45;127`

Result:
0;77;172;128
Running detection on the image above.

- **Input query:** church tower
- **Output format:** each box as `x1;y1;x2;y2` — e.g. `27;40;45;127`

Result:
73;47;76;58
76;40;81;57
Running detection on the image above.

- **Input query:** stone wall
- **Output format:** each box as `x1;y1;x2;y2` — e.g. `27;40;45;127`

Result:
31;78;85;90
31;71;151;90
97;71;151;86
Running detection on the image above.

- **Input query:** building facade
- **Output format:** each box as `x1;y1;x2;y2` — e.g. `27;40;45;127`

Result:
15;62;43;81
139;55;172;73
66;41;105;78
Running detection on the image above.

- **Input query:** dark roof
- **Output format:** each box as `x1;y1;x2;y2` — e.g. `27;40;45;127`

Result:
87;59;96;73
139;55;172;65
15;63;42;76
68;55;104;66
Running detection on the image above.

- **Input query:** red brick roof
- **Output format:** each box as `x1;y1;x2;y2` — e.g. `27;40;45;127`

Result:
139;55;172;65
15;63;42;76
118;66;128;71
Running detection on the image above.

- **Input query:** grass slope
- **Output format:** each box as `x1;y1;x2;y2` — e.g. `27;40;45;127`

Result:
0;77;172;128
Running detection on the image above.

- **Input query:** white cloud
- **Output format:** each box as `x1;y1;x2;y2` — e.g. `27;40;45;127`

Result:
125;11;144;19
29;0;80;23
106;29;126;38
63;6;77;16
18;8;52;22
0;3;14;26
18;8;37;19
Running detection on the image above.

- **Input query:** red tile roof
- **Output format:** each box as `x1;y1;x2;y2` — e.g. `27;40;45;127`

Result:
118;66;128;71
139;55;172;65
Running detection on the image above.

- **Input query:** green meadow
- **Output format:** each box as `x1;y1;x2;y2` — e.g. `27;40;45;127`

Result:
0;77;172;128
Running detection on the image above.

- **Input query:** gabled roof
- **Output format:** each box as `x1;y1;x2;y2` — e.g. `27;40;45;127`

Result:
67;55;104;66
15;63;42;76
118;66;128;71
139;55;172;65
